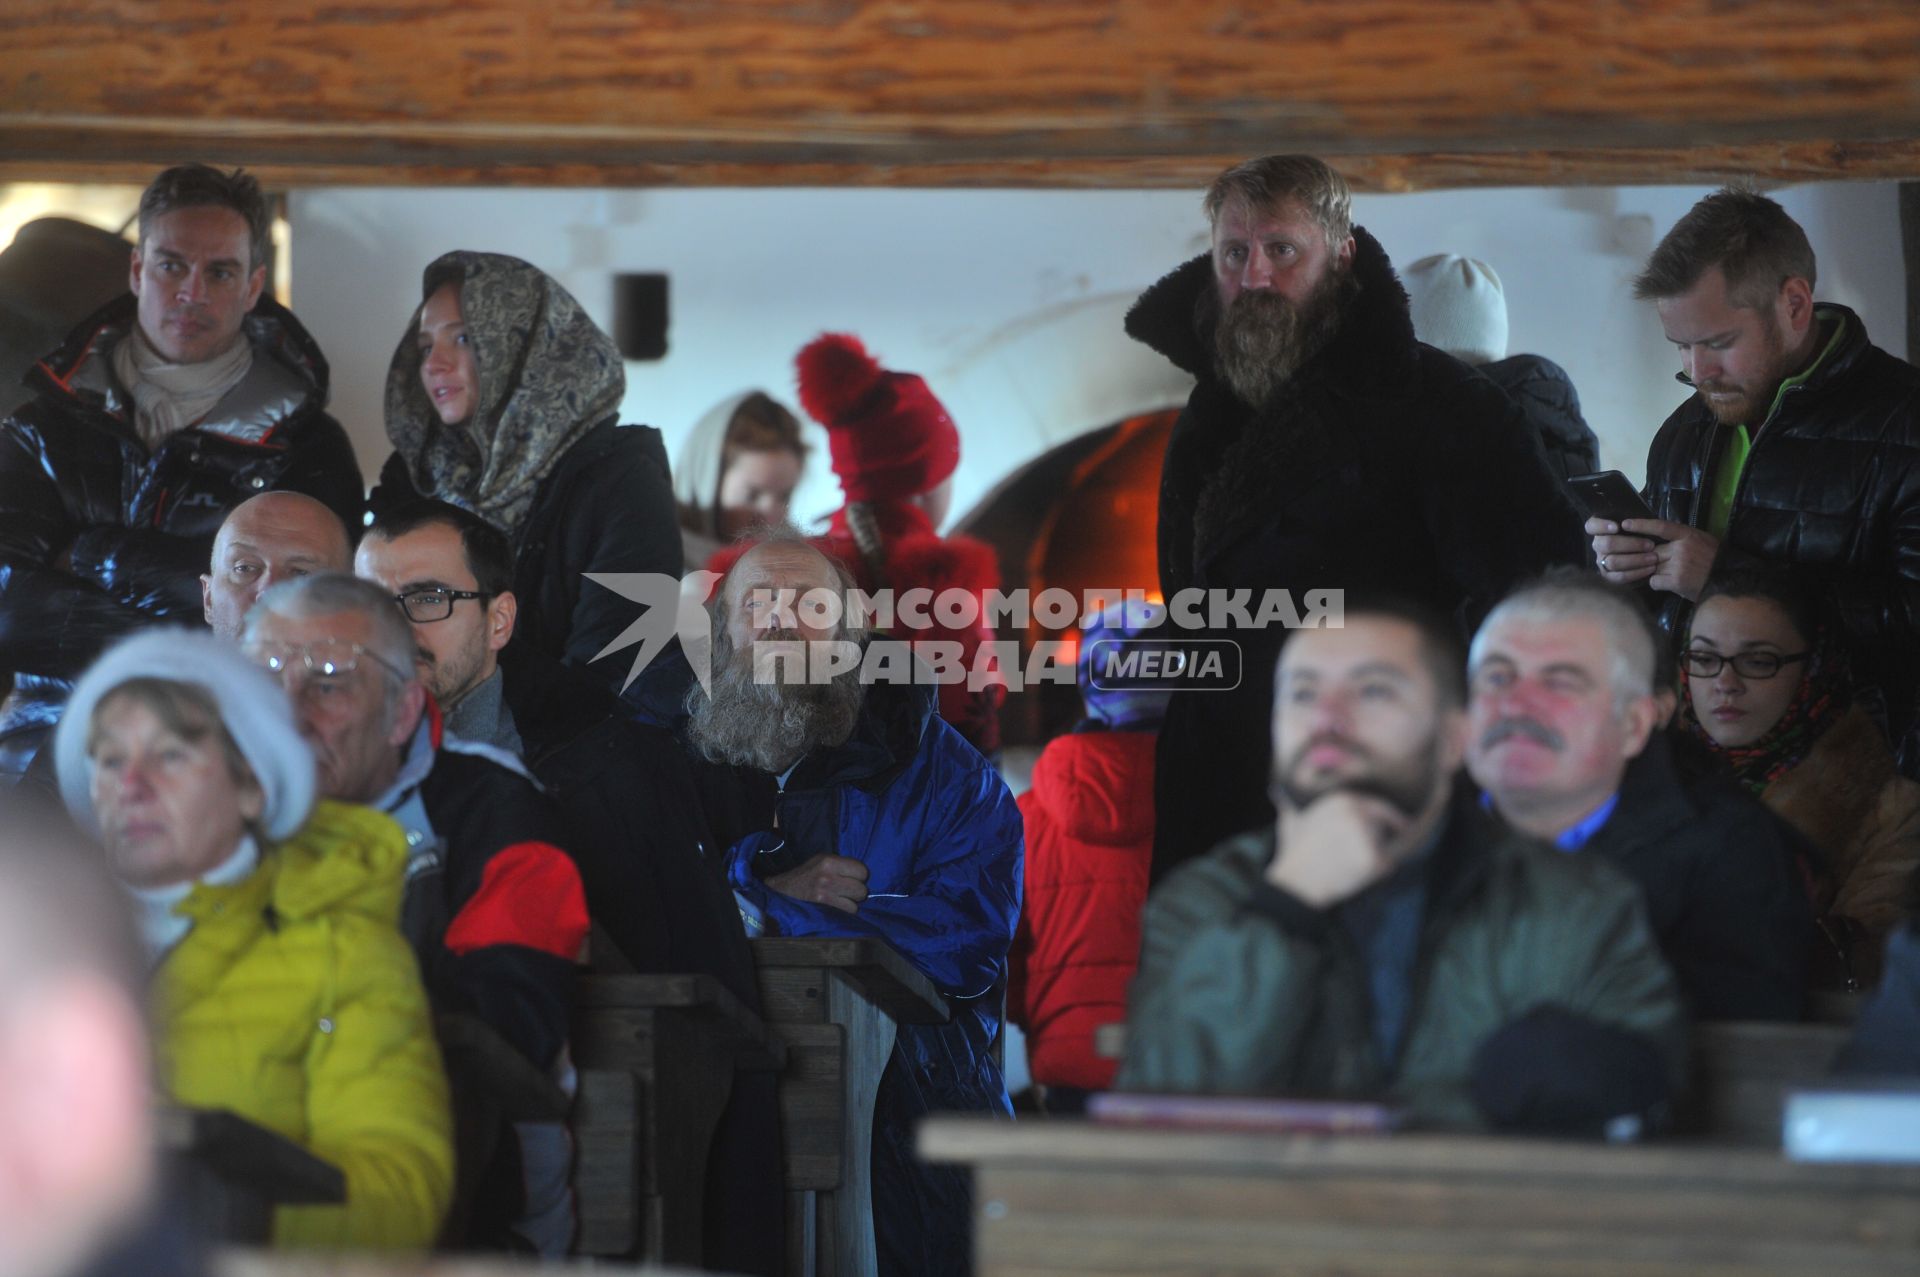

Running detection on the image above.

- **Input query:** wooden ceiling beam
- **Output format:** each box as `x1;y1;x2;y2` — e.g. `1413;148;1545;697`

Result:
5;1;1920;189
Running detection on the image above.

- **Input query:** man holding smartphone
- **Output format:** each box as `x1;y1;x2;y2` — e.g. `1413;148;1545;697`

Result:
1591;189;1920;769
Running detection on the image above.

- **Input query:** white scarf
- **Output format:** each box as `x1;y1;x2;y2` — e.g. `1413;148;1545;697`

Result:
110;322;254;451
128;836;260;965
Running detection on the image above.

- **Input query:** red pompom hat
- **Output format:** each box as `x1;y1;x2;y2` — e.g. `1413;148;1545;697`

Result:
795;332;961;504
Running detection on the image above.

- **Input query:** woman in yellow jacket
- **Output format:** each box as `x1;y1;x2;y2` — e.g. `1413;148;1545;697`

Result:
55;629;454;1249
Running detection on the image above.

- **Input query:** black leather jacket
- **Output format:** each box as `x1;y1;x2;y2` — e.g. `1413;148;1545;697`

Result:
1641;303;1920;763
0;294;363;759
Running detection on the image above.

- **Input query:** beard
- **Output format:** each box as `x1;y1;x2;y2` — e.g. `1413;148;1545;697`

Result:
1695;311;1790;425
1204;263;1353;409
685;625;867;774
1269;728;1444;820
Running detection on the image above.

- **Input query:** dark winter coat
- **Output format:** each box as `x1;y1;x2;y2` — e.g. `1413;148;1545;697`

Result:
630;644;1022;1277
1577;734;1815;1022
1117;791;1686;1134
1639;303;1920;766
1838;922;1920;1074
372;418;681;693
1480;353;1602;483
495;643;784;1275
1125;231;1589;877
0;295;363;764
1009;726;1155;1092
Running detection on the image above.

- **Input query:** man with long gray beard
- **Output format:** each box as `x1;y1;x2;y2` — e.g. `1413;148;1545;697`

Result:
1119;601;1684;1135
646;530;1022;1277
1127;153;1587;880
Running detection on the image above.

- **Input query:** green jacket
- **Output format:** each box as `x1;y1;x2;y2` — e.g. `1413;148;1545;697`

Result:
1116;797;1686;1129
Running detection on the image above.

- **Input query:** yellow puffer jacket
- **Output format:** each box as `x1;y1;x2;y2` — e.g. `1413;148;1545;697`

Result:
154;799;455;1249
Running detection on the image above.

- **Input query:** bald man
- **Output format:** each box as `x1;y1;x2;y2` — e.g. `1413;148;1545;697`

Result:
202;491;353;641
0;798;163;1277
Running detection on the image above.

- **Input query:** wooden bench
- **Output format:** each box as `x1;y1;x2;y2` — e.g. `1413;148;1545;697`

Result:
752;936;950;1277
1093;1020;1855;1146
157;1106;345;1244
920;1116;1920;1276
571;972;785;1264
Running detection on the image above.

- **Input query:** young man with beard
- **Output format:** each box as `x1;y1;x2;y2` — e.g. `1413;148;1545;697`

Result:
1118;602;1684;1135
1127;154;1587;879
1591;189;1920;772
649;530;1022;1277
1465;573;1812;1021
356;500;784;1275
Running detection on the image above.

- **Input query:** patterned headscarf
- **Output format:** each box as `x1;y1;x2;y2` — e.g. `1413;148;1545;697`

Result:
384;251;625;546
1682;623;1849;796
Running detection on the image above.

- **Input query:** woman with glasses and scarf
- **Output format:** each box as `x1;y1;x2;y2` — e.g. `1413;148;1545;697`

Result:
371;252;681;694
1682;562;1920;986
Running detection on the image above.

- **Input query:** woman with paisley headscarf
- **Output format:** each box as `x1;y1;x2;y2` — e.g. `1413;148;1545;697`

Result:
1682;561;1920;987
370;252;681;691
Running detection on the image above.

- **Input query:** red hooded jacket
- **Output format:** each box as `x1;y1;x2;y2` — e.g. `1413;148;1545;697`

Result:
1008;727;1157;1090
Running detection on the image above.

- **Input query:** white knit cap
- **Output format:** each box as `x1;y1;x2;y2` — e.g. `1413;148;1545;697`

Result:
1403;254;1509;366
55;629;317;843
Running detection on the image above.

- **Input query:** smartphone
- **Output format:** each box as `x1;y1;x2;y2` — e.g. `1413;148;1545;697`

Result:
1567;470;1659;529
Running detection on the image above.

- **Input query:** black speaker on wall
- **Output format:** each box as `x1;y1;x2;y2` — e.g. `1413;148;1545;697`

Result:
613;272;669;361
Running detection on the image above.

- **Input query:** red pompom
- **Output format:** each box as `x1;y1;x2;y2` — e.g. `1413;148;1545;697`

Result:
796;332;887;427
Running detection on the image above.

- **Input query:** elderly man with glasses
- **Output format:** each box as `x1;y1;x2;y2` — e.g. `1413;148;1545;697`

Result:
242;570;588;1256
1464;569;1814;1022
355;497;789;1275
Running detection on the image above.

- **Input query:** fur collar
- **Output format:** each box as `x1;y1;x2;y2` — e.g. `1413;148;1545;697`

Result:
1763;704;1897;860
1131;227;1424;573
1123;226;1420;390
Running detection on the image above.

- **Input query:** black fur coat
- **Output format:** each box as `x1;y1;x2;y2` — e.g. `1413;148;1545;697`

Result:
1125;228;1589;876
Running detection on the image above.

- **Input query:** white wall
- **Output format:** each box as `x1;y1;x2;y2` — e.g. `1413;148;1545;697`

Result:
290;181;1907;527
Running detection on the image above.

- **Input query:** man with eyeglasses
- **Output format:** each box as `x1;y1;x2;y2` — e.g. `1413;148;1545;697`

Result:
355;499;788;1274
241;571;587;1256
1466;570;1813;1021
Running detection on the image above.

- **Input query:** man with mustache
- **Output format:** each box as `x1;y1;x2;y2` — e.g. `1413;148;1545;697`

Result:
1467;572;1812;1020
1119;601;1684;1135
642;529;1022;1277
1590;189;1920;773
1127;153;1587;880
0;164;363;782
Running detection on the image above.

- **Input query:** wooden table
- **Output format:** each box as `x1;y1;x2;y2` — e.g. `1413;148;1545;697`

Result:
921;1117;1920;1277
753;936;950;1277
157;1107;344;1243
571;972;784;1264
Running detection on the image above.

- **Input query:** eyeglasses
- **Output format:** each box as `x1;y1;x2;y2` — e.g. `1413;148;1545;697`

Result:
392;588;487;624
245;639;412;686
1681;649;1811;680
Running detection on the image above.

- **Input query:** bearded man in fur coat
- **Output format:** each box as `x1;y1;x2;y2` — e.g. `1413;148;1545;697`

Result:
1130;154;1589;879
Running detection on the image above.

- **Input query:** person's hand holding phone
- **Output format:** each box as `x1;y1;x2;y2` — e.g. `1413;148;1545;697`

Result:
1587;516;1719;598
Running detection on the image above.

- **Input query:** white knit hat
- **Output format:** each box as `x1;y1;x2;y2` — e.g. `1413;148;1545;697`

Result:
55;629;317;843
1403;254;1509;366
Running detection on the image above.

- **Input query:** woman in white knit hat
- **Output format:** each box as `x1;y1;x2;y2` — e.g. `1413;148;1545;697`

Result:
54;629;454;1251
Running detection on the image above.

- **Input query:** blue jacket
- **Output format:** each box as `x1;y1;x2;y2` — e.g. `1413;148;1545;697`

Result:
627;645;1023;1275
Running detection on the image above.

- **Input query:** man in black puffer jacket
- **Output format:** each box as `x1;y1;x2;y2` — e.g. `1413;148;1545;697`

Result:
0;165;363;780
1131;154;1589;880
1591;189;1920;772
